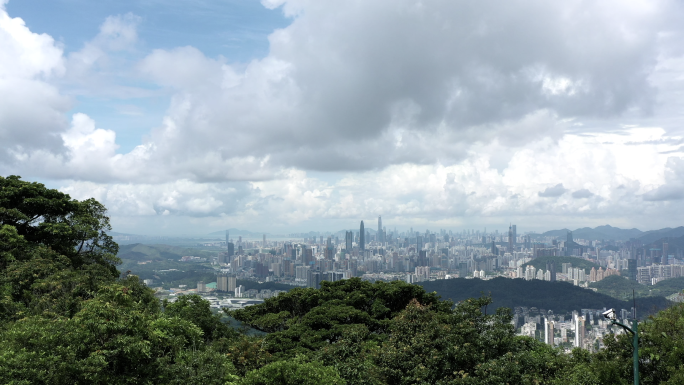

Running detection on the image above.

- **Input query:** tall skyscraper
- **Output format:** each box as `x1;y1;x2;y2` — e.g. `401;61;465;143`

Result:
345;231;353;253
378;216;383;243
512;225;517;244
225;230;229;247
360;221;365;250
227;242;235;258
508;224;514;251
417;235;424;251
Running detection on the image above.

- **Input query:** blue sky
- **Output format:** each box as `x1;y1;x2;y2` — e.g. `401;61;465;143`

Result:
6;0;290;153
2;0;684;235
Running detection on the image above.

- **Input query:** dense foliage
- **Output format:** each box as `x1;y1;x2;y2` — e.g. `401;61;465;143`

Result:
3;175;684;384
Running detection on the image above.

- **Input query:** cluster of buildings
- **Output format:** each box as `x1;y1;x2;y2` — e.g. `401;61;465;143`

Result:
203;222;683;291
516;307;636;351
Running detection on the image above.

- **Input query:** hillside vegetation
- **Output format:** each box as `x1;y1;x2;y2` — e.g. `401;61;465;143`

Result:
420;277;670;316
4;175;684;384
521;256;599;272
590;275;684;301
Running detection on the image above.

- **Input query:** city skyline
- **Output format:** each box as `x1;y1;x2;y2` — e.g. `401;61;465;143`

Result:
3;1;684;235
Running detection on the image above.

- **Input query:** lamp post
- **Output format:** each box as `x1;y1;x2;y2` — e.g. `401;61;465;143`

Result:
603;309;639;385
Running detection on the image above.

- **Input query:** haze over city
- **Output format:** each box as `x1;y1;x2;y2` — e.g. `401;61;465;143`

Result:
3;0;684;235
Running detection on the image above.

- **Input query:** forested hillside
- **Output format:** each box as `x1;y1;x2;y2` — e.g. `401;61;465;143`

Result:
3;175;684;384
590;275;684;300
420;277;671;316
521;256;599;272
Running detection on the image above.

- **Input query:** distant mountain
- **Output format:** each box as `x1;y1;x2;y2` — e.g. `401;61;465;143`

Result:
637;226;684;244
541;225;643;241
420;277;670;318
540;228;572;238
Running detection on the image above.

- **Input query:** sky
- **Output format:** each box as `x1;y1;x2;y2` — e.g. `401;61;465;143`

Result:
2;0;684;236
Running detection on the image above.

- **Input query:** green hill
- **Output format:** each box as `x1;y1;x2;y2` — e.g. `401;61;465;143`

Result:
117;243;217;261
589;275;649;300
590;275;684;301
420;277;670;317
521;256;599;272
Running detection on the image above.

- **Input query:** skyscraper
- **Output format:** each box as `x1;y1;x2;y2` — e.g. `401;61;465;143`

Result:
360;221;365;250
378;216;383;243
345;231;353;253
508;224;514;251
225;230;229;247
512;225;517;245
545;318;555;346
574;314;585;348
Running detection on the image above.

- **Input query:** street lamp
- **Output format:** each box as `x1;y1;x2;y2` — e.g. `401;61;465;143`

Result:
602;309;639;385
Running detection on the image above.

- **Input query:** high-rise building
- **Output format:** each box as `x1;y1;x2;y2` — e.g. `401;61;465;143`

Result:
545;318;555;346
324;236;334;260
628;259;637;281
263;234;267;247
217;274;228;291
546;262;556;282
345;231;353;253
417;250;428;267
378;216;383;243
228;276;237;292
508;224;514;251
197;281;206;293
307;270;322;289
574;315;585;348
227;242;235;258
225;230;229;247
360;221;365;250
512;225;517;245
417;235;424;251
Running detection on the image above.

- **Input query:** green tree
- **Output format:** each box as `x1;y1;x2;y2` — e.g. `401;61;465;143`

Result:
0;279;237;385
0;175;119;275
236;356;346;385
163;294;238;343
230;278;451;356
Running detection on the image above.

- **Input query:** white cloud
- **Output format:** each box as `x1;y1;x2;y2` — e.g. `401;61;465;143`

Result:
0;2;70;165
53;129;684;233
4;0;684;232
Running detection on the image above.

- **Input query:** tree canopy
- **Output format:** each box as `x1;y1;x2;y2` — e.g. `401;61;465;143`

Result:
3;174;684;384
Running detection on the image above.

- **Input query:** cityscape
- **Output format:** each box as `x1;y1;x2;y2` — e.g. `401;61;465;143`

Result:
134;218;684;352
4;0;684;382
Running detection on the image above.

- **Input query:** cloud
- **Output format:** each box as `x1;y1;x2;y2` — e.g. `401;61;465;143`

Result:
642;185;684;201
4;1;684;232
123;0;684;177
642;157;684;201
572;189;594;199
538;184;568;197
0;3;70;164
